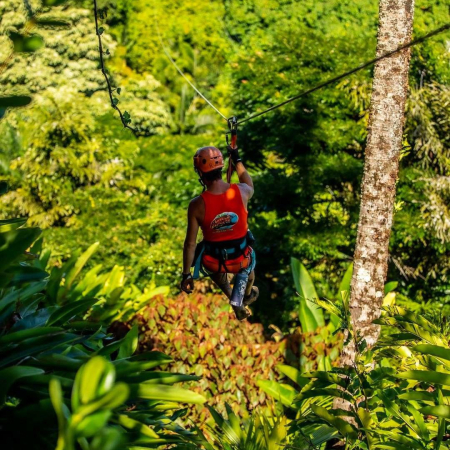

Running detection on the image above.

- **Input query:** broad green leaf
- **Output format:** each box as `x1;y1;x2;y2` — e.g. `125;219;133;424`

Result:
338;263;353;298
207;406;225;427
130;383;206;404
378;391;424;438
374;429;427;449
72;356;116;410
20;374;74;389
384;281;398;294
311;405;358;439
0;96;32;114
257;380;297;408
309;425;339;446
0;327;63;345
294;388;353;403
383;292;396;307
435;387;446;450
90;427;125;450
0;218;27;231
77;382;129;416
385;306;439;334
47;298;98;326
224;403;241;439
413;344;450;362
118;325;138;359
0;227;42;271
396;370;450;386
57;242;99;301
397;391;435;401
405;403;429;441
117;414;159;438
121;371;200;385
0;366;44;405
76;410;112;437
276;364;309;387
0;281;46;315
420;405;450;418
49;378;67;450
29;353;85;372
8;32;44;52
115;353;172;376
302;371;350;388
291;257;324;331
10;306;56;331
36;19;70;28
0;332;81;368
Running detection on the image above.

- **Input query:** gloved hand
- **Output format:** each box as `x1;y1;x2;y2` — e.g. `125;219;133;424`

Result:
227;145;242;166
180;273;194;294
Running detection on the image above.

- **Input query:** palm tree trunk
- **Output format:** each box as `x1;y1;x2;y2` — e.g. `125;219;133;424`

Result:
340;0;415;366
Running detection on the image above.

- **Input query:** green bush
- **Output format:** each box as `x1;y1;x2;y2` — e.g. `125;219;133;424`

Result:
262;293;450;449
199;405;289;450
0;218;205;449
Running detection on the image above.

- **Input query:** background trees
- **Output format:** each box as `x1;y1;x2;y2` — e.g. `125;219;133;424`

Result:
1;0;449;327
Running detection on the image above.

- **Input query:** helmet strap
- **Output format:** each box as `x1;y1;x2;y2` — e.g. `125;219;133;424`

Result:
195;169;207;192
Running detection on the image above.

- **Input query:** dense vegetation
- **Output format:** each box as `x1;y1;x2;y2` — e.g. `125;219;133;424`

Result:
2;0;449;328
1;0;449;448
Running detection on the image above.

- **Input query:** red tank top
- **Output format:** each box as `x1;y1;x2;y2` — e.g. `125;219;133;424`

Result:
200;184;248;242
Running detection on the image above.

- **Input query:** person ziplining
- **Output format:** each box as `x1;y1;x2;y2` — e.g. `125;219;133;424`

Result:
180;122;259;321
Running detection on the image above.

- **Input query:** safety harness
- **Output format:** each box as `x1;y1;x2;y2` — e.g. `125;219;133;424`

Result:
192;230;256;279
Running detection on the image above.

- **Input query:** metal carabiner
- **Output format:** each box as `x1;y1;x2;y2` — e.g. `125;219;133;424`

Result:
226;116;238;149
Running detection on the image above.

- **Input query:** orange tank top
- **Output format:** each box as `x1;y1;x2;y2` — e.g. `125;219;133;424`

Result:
200;184;248;242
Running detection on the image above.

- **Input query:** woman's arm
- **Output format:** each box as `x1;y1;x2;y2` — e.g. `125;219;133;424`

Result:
181;198;201;293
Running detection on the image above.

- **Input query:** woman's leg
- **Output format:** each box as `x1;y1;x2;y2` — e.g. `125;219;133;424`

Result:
210;272;232;300
245;270;255;297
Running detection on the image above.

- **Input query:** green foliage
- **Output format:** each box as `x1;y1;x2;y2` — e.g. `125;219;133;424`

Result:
291;257;325;332
0;218;205;449
2;0;449;328
201;405;289;450
264;295;450;449
0;82;169;227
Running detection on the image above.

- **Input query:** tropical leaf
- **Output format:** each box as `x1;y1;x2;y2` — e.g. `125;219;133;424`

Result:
0;366;44;406
276;364;309;387
291;257;324;331
257;380;297;408
130;383;206;405
311;405;358;439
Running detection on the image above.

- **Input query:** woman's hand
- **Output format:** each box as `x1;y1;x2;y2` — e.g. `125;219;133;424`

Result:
180;273;194;294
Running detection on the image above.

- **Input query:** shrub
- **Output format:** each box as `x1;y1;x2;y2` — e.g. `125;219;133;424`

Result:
263;293;450;449
135;289;342;423
136;291;286;422
0;218;205;449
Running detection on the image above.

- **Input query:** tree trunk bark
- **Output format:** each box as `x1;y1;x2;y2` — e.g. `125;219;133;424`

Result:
340;0;415;366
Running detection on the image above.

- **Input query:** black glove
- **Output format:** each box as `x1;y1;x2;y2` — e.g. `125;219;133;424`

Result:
180;273;194;294
227;145;242;165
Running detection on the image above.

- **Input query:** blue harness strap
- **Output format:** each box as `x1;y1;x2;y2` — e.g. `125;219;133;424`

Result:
193;243;205;279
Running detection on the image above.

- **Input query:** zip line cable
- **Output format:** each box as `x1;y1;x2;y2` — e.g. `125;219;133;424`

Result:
236;22;450;126
156;22;449;129
155;22;229;122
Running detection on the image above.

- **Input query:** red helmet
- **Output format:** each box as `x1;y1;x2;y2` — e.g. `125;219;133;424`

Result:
193;147;224;174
